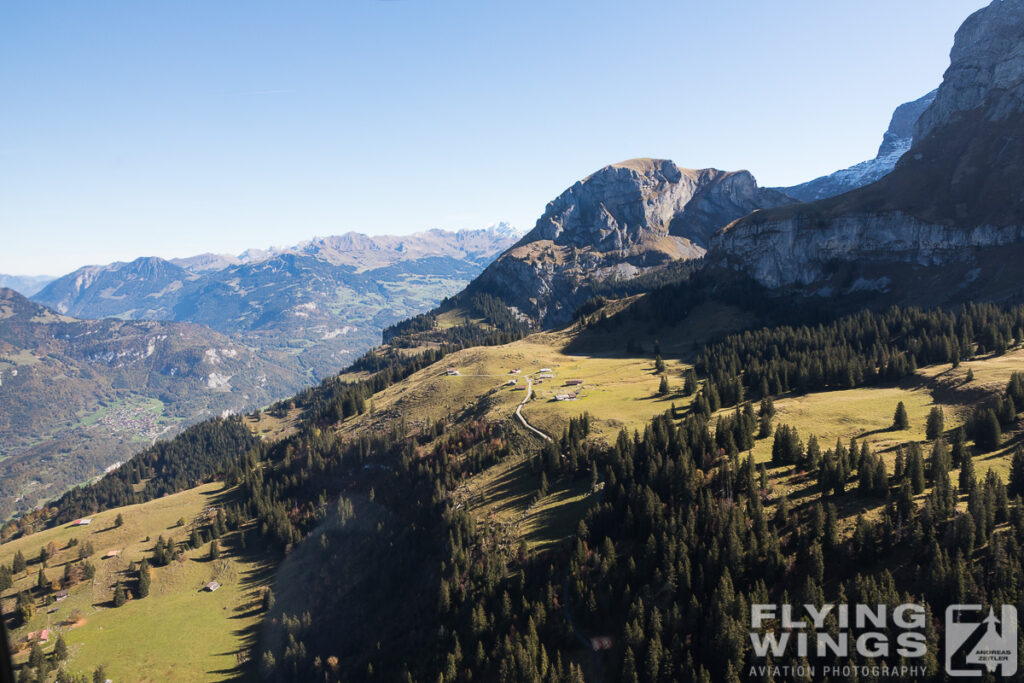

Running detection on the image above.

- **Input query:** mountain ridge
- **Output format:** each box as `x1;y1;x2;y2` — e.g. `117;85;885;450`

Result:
454;159;792;328
709;0;1024;301
33;224;521;382
777;89;938;202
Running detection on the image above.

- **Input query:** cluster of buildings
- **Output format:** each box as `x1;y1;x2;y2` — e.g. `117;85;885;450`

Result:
442;362;587;402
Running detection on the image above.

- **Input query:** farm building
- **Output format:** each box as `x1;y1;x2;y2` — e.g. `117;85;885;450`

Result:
27;630;49;643
564;379;583;386
555;393;579;401
536;373;554;379
510;368;521;374
538;368;552;373
205;581;221;592
445;367;460;376
71;518;92;526
505;379;517;386
104;550;120;558
55;590;69;602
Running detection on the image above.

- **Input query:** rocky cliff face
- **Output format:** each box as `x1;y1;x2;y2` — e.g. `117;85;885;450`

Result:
710;0;1024;300
466;159;791;327
914;0;1024;141
779;90;936;202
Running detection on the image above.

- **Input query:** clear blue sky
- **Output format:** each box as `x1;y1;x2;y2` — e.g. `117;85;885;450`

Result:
0;0;987;275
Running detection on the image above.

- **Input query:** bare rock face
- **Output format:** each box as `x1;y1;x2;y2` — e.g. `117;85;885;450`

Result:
710;0;1024;299
468;159;792;326
914;0;1024;140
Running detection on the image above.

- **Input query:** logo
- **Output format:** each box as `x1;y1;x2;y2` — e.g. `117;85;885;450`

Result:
946;605;1018;677
747;603;929;680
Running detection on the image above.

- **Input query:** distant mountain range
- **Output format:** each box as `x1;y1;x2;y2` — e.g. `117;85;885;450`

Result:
32;224;521;382
0;274;55;297
0;224;519;516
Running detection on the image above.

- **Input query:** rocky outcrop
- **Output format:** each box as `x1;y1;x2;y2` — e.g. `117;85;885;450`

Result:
914;0;1024;140
710;0;1024;298
466;159;792;326
713;212;1024;290
779;90;936;202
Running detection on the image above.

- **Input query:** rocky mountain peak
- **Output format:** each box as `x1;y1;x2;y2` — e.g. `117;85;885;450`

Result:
876;90;937;158
709;0;1024;302
463;159;791;327
914;0;1024;141
526;159;785;253
778;89;937;203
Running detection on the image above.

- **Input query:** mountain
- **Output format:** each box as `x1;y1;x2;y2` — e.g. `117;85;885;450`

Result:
0;274;55;297
456;159;792;327
0;287;298;518
778;89;937;202
711;0;1024;304
34;225;520;381
8;3;1024;682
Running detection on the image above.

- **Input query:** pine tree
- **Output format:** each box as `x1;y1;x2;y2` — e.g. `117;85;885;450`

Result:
975;409;1002;451
208;540;220;561
16;591;33;624
137;559;151;598
115;513;124;527
683;369;698;396
54;634;68;661
35;566;48;594
658;375;669;396
926;406;945;440
113;582;126;607
893;402;910;430
12;549;26;574
960;453;977;495
1009;447;1024;497
907;446;926;494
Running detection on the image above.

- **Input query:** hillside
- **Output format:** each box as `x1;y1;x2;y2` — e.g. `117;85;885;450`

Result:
6;291;1024;681
0;482;268;681
0;287;297;518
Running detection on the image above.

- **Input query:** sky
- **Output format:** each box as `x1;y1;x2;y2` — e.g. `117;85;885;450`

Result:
0;0;989;276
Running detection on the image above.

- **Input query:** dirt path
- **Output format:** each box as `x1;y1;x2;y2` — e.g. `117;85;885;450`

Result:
515;377;552;442
450;372;552;442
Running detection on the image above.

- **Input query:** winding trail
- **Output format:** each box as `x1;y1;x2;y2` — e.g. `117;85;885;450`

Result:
514;376;552;442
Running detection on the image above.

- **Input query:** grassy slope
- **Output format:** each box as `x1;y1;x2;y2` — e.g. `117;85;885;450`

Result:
0;482;269;682
331;327;1024;553
8;319;1021;678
